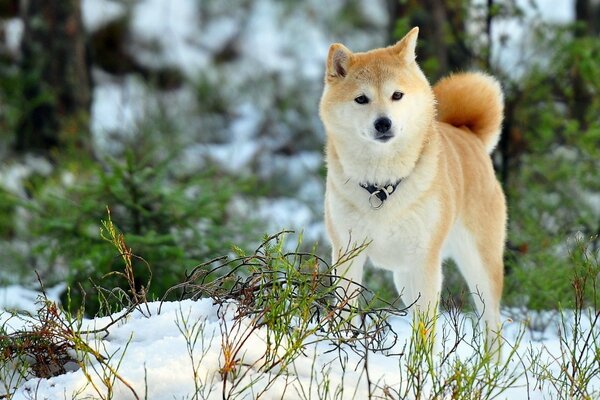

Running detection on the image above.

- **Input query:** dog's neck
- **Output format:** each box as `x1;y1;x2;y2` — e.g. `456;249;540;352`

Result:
358;179;403;209
326;125;437;188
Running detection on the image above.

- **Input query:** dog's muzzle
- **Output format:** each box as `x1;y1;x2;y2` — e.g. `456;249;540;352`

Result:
373;117;394;142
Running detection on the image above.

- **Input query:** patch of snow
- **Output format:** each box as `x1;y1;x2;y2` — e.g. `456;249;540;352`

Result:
287;151;322;180
203;141;259;174
584;191;600;216
474;0;575;78
253;197;325;244
130;0;209;76
0;284;65;314
177;144;209;174
2;18;23;55
235;0;371;82
241;0;295;73
2;291;597;399
199;17;240;53
230;103;263;140
90;71;202;156
525;0;575;23
177;103;264;174
229;195;322;242
0;156;52;197
300;180;324;204
90;73;151;153
0;164;30;197
256;197;313;232
81;0;126;32
358;0;389;27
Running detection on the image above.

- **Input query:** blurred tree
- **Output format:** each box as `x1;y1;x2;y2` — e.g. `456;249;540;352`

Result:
388;0;472;80
0;0;18;18
16;0;91;156
576;0;599;35
491;0;600;190
500;0;600;308
572;0;599;130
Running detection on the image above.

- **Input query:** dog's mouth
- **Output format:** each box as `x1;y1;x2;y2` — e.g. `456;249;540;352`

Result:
374;133;394;142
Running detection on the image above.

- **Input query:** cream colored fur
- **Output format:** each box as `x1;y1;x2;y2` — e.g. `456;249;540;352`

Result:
320;27;506;348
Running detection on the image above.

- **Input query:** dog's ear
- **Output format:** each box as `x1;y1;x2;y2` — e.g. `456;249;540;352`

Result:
391;27;419;63
326;43;352;79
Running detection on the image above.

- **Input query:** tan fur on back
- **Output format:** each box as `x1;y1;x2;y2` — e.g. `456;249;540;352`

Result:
320;28;507;350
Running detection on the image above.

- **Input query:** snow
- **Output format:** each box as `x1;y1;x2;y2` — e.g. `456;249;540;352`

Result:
0;156;52;197
524;0;575;23
481;0;575;77
1;288;598;399
2;18;23;56
89;74;150;152
0;284;64;314
129;0;209;76
255;197;320;238
192;103;263;173
81;0;126;33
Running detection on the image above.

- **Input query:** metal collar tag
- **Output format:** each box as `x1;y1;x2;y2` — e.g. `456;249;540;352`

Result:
360;182;399;210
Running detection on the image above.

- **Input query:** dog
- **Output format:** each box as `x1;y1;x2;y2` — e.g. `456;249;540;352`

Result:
319;27;506;348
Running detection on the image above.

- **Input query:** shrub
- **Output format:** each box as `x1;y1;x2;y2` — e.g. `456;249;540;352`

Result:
502;22;600;311
26;151;259;316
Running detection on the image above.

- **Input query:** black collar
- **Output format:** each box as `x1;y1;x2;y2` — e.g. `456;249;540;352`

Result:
359;180;402;209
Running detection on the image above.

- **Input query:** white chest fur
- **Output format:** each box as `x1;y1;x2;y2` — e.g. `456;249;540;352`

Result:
327;188;441;270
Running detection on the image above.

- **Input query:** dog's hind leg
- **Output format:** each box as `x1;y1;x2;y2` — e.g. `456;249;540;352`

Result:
447;221;504;356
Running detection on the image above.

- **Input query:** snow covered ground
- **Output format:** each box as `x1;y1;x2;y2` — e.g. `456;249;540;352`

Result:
1;286;598;399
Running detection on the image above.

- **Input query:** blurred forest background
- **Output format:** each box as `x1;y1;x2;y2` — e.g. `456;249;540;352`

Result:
0;0;598;317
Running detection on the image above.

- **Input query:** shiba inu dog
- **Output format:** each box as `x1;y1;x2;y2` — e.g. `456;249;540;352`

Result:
320;27;506;345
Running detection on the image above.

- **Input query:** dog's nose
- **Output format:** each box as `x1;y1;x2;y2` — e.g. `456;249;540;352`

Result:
374;117;392;134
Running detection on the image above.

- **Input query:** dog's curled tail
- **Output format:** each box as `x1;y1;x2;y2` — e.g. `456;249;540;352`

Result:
433;72;504;154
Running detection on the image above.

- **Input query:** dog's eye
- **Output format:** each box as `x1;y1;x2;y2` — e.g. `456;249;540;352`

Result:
354;95;369;104
391;91;404;101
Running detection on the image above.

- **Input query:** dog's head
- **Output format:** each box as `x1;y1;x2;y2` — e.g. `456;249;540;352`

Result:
319;28;434;153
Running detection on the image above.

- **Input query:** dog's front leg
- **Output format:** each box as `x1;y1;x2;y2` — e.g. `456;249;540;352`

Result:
394;255;443;352
332;248;367;313
394;255;442;313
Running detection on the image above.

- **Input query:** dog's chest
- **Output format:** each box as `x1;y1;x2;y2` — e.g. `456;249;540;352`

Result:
367;204;439;269
330;193;441;269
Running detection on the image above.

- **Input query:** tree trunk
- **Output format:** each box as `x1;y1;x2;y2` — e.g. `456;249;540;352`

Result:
571;0;597;130
16;0;91;156
575;0;599;35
